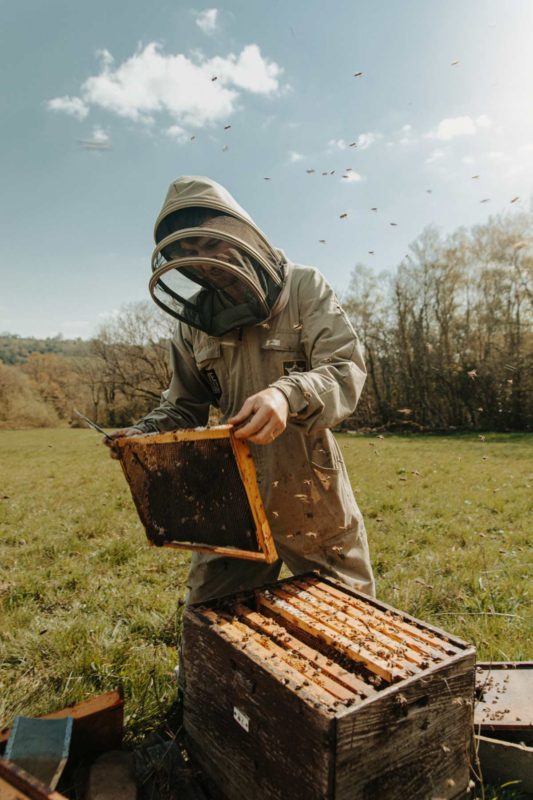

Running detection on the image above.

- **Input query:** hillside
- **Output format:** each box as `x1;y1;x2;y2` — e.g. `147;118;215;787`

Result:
0;333;92;365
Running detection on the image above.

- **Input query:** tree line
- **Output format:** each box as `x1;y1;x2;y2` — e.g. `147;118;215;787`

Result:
1;210;531;431
344;211;532;431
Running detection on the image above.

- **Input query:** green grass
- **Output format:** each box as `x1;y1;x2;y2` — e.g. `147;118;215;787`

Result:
1;430;532;797
339;432;532;662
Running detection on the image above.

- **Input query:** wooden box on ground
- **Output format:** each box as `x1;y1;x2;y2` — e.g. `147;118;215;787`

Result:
474;662;533;793
475;661;533;745
183;574;476;800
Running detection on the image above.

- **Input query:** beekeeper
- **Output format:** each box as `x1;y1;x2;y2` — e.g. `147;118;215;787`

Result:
107;176;375;604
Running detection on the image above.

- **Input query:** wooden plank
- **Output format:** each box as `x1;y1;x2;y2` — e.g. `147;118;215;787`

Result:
199;609;337;709
278;584;416;676
114;425;232;446
272;586;411;681
312;577;460;655
300;578;445;662
224;614;345;705
0;761;67;800
335;653;476;800
291;580;427;669
232;608;355;703
318;574;466;653
229;432;278;564
257;590;401;683
476;735;533;793
233;605;375;700
163;540;271;561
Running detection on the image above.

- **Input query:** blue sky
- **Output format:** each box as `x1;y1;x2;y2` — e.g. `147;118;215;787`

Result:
1;0;532;338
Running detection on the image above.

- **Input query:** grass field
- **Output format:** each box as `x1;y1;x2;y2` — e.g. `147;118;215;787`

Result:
1;429;532;797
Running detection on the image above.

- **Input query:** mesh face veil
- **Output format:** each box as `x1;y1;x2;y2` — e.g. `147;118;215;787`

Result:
149;200;284;337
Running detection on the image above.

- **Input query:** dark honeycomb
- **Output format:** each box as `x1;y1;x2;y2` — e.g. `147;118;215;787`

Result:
118;437;259;551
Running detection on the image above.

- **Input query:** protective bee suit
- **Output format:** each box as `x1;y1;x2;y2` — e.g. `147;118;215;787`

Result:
135;176;375;603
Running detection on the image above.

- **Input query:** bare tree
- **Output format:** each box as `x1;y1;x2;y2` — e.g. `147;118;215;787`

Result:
345;211;533;430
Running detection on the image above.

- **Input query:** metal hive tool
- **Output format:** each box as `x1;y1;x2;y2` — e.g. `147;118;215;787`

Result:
114;425;278;562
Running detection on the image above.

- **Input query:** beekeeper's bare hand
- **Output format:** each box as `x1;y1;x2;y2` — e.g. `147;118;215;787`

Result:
103;427;144;459
229;388;289;445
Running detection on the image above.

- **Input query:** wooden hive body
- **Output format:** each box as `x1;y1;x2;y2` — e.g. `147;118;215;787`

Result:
115;425;277;563
183;574;476;800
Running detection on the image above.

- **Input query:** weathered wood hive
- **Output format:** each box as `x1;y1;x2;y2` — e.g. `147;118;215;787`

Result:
183;574;476;800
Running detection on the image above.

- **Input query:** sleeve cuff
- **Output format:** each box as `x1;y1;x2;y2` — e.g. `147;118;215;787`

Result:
132;420;160;434
269;380;310;417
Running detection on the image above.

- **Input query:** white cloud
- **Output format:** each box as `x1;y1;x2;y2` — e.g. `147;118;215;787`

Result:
397;124;418;145
340;171;364;183
486;150;511;162
165;124;188;143
79;125;112;150
209;44;281;94
47;42;283;131
96;48;114;68
328;138;348;150
425;148;446;164
196;8;218;34
47;95;89;120
288;151;304;162
327;132;381;152
356;131;381;150
435;116;476;140
461;155;475;165
476;114;492;128
426;115;492;141
91;126;110;143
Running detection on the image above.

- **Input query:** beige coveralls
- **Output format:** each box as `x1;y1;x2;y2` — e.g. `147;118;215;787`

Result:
136;178;375;604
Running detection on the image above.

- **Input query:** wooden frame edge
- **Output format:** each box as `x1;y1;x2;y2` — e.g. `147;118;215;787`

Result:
163;541;272;562
229;430;278;564
113;424;232;447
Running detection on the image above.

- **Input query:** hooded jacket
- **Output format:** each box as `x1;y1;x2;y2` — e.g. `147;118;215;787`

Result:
136;177;374;593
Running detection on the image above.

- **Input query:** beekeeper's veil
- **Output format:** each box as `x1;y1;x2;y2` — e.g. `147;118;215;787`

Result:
149;177;286;337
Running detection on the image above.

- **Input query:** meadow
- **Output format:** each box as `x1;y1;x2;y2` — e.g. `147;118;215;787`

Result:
1;429;531;796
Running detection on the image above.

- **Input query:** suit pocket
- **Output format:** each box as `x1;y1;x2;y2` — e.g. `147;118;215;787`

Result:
261;332;307;380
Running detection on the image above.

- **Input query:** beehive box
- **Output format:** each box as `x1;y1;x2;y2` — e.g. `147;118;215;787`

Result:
183;574;476;800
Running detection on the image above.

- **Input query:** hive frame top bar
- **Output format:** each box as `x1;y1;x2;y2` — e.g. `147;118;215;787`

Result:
113;423;234;446
114;424;278;563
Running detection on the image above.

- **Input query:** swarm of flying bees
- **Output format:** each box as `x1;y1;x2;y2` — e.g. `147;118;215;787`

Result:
195;48;521;270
